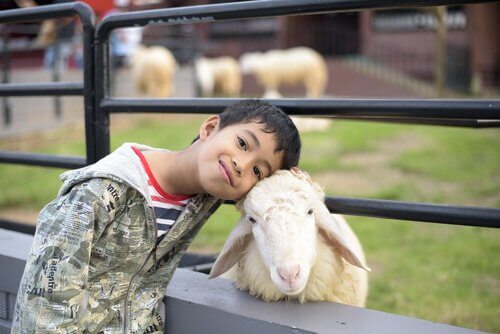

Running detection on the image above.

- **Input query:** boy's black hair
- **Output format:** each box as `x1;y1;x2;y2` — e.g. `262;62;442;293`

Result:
218;99;301;169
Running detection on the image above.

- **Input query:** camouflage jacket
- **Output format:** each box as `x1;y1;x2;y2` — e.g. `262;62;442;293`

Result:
12;143;222;334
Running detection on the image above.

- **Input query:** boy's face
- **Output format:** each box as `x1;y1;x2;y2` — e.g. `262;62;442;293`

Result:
197;116;284;200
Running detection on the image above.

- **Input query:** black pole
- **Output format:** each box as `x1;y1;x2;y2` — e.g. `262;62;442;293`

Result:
2;25;11;126
52;40;62;119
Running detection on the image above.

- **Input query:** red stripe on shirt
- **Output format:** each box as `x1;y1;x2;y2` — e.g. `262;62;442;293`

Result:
131;146;191;201
151;195;187;206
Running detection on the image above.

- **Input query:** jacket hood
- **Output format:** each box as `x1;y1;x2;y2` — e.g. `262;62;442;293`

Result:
59;143;166;202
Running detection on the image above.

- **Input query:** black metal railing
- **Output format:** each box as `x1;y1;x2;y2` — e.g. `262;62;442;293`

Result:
1;0;499;234
0;2;95;169
93;0;500;229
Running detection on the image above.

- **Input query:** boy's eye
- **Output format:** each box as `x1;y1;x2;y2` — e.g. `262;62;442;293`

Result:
253;166;262;179
237;137;247;150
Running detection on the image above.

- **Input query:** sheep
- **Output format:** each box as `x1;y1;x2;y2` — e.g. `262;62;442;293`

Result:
240;47;328;98
130;45;177;98
194;56;242;97
209;167;370;306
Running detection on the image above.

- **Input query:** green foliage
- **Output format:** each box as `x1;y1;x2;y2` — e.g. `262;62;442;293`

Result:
392;127;500;203
0;166;63;209
350;217;500;332
299;120;402;173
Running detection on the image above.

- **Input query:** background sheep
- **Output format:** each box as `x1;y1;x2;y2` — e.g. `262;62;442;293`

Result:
240;47;328;98
130;45;177;98
194;56;242;97
210;168;370;306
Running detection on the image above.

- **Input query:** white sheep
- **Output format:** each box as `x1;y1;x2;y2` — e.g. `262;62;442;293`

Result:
209;168;370;306
240;47;328;98
195;56;242;97
130;45;177;98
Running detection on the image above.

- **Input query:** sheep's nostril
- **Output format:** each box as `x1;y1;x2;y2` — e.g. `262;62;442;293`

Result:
277;264;301;284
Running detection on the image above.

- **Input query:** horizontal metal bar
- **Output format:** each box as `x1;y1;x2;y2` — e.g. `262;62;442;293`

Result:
96;0;498;37
0;82;84;96
3;196;499;234
0;218;35;235
337;117;500;128
475;120;500;128
0;2;94;24
325;197;500;228
0;151;86;169
100;98;500;120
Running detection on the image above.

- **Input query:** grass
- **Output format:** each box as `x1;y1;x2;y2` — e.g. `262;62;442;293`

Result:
392;126;500;205
0;115;499;332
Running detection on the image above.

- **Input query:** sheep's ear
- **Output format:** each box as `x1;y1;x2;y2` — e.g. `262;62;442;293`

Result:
290;167;325;198
209;216;253;279
315;204;371;272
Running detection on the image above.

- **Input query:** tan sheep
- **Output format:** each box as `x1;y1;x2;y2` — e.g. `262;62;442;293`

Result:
195;56;242;97
130;45;177;98
240;47;328;98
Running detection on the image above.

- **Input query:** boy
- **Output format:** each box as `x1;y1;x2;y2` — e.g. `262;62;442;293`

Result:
12;100;301;333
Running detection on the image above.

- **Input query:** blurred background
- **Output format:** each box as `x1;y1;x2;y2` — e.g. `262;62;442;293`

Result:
0;0;498;332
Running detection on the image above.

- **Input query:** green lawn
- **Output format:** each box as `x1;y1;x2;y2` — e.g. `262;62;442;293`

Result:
0;115;499;332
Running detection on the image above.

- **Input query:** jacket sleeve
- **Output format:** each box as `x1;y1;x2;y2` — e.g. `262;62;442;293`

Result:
11;178;124;333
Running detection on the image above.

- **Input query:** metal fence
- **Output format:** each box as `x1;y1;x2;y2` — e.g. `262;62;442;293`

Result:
93;0;500;228
0;1;95;169
0;0;499;332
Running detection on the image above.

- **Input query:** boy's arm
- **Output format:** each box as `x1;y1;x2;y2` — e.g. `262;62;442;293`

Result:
12;178;123;333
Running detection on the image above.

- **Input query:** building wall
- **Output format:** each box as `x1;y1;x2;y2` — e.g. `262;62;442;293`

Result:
359;9;469;82
465;3;500;88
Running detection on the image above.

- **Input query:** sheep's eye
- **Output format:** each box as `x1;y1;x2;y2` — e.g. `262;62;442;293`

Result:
307;209;314;215
248;216;256;224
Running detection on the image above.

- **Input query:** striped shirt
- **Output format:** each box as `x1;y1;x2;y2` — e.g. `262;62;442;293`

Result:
132;146;192;239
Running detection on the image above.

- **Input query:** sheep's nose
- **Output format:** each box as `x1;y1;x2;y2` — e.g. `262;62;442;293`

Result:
277;264;300;284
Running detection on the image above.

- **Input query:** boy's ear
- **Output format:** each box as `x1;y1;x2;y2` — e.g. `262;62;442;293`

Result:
199;115;220;141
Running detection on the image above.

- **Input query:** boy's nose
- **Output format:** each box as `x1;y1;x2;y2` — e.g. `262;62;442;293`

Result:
232;160;242;176
233;155;254;177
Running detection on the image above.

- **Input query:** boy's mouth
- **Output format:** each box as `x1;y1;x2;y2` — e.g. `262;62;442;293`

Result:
219;160;234;187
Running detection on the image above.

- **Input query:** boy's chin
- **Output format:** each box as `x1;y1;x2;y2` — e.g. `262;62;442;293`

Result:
207;189;243;202
212;193;240;201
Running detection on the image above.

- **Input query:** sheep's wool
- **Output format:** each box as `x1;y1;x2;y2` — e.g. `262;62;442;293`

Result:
131;46;176;98
218;169;369;307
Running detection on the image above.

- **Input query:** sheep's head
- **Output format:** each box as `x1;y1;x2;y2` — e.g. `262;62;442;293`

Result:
210;167;369;297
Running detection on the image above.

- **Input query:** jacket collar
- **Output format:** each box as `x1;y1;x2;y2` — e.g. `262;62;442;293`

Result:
58;143;163;204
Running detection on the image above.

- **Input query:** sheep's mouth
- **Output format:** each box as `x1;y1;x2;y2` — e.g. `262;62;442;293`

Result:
219;160;234;187
270;270;306;296
278;285;305;296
